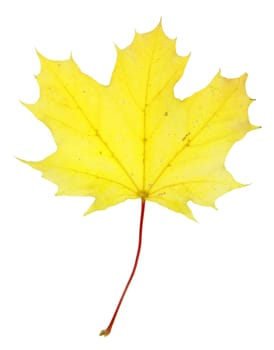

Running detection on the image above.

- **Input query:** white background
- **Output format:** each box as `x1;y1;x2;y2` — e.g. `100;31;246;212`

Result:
0;0;273;349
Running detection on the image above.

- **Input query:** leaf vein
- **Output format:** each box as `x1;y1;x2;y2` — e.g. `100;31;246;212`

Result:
49;69;140;192
148;86;240;193
150;179;233;196
51;165;137;194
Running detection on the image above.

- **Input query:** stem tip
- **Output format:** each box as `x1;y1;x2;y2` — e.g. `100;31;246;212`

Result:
99;328;111;336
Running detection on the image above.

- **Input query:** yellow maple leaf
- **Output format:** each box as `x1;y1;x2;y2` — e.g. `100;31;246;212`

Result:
21;22;257;335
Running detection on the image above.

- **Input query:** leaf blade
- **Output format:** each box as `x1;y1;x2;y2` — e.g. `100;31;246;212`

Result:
22;23;258;217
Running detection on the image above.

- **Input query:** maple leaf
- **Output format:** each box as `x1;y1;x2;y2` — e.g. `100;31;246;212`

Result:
21;22;257;336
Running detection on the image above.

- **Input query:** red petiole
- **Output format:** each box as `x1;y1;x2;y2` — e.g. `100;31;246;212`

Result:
100;198;146;336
